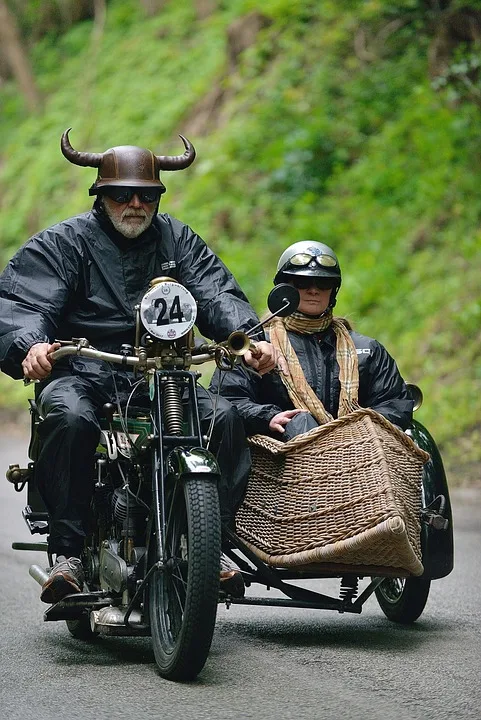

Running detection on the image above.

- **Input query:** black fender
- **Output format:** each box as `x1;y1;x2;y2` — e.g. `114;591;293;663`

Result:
167;447;220;480
406;419;454;579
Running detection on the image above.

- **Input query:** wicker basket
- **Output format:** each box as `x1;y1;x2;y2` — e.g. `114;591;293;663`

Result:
236;409;429;576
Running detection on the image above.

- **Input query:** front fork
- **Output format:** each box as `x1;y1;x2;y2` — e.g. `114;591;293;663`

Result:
147;370;219;568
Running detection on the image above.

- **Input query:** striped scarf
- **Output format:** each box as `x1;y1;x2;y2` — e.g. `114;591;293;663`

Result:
269;313;360;424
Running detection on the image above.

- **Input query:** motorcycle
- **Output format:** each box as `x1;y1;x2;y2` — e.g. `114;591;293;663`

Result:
6;277;453;681
6;277;299;682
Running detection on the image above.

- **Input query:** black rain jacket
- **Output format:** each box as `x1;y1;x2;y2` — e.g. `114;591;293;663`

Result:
0;206;260;381
210;325;414;436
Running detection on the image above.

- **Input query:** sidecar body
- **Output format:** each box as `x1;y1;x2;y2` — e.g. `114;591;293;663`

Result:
222;403;453;624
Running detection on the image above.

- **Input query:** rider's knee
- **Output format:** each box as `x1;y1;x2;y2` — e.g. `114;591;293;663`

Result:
213;395;242;428
40;394;98;435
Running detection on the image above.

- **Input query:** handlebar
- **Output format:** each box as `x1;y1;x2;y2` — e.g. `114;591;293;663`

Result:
50;341;224;369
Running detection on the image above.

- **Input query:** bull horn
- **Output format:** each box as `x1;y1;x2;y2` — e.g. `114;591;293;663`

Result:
154;134;196;171
60;128;103;168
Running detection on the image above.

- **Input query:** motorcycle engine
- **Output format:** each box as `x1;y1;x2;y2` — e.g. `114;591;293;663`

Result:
112;487;147;537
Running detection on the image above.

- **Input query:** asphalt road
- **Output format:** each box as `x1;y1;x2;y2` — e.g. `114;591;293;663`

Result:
0;430;480;720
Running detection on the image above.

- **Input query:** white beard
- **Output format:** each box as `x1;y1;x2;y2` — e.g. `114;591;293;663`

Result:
106;205;155;239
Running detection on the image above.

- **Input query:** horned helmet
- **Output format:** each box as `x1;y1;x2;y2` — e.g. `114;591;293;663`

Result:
60;128;196;196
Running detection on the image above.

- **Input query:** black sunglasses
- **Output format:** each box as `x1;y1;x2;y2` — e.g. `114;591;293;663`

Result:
290;276;337;290
101;187;162;204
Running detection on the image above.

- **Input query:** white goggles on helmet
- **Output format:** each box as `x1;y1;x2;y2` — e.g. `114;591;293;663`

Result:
288;252;338;268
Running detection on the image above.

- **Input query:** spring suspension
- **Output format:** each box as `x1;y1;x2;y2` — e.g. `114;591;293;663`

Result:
162;378;184;435
339;576;358;604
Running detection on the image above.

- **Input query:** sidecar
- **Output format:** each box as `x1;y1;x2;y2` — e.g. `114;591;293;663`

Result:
222;387;453;624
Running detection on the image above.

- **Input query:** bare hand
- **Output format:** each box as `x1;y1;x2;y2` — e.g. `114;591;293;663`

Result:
269;409;306;434
244;341;288;376
22;342;61;380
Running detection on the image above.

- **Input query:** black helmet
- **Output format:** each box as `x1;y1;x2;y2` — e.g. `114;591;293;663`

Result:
274;241;341;284
274;241;341;309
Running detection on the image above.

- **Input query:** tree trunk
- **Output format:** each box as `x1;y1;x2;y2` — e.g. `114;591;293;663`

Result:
92;0;107;42
0;0;41;112
139;0;166;16
194;0;217;20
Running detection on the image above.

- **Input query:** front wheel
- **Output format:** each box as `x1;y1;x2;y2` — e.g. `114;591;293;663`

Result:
375;576;431;623
149;474;221;681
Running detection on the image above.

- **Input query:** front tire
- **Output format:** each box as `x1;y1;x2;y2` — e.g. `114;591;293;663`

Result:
375;576;431;623
149;474;221;681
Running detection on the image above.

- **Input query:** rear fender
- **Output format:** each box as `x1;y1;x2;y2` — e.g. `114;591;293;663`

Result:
406;420;454;579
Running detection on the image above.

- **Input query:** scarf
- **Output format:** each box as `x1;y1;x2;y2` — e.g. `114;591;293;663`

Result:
269;312;360;424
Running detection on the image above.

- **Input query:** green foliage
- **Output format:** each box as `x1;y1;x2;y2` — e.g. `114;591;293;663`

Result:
1;0;480;483
431;43;481;107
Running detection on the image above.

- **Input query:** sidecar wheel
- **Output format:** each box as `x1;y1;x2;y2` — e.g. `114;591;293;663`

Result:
375;576;431;623
66;613;95;641
149;474;221;681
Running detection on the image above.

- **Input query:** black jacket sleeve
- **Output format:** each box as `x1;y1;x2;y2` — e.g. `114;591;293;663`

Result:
0;229;79;378
210;365;283;436
358;339;413;429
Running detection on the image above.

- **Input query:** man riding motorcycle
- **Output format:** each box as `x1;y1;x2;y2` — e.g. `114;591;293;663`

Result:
0;129;280;602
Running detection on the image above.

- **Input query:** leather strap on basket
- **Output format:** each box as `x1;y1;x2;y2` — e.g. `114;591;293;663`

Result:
269;316;360;424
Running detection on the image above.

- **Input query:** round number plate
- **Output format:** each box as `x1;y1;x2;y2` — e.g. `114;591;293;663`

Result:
140;282;197;340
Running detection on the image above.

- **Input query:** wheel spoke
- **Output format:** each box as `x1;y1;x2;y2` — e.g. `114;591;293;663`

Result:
375;574;431;623
380;578;404;603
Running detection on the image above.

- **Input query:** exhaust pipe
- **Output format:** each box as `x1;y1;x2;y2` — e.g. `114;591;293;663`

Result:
90;606;149;636
29;565;150;637
29;564;49;585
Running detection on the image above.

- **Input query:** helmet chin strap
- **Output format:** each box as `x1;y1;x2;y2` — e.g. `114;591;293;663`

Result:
329;286;339;310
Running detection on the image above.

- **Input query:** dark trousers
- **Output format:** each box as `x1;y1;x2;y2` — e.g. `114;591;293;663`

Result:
36;374;250;557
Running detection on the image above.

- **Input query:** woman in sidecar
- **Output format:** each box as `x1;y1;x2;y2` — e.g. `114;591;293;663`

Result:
211;241;453;622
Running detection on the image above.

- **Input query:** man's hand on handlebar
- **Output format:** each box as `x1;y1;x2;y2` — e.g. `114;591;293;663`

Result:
243;341;288;376
22;342;61;380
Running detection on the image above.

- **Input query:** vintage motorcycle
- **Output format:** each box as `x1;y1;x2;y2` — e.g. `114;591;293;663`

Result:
7;277;453;681
6;277;299;682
